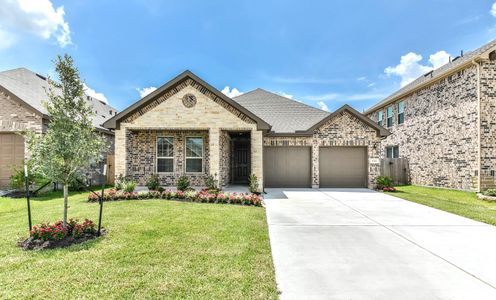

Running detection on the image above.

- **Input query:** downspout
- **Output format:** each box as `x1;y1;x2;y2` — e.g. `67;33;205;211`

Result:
472;59;481;192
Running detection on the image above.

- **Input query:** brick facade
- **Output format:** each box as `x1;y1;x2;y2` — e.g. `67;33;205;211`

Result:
367;60;496;191
479;60;496;189
115;80;263;190
263;110;382;189
0;90;44;134
126;130;209;186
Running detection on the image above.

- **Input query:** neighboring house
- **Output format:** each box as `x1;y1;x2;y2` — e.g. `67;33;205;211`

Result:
0;68;117;188
103;71;389;191
366;39;496;191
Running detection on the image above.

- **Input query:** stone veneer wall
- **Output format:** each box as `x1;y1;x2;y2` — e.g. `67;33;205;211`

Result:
0;90;44;134
263;110;382;188
219;130;231;186
367;64;479;190
126;130;209;186
479;59;496;189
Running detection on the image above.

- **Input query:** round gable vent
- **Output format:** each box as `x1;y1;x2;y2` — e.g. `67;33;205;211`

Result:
182;93;197;108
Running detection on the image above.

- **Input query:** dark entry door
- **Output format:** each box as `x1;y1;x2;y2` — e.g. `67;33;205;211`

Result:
232;141;250;183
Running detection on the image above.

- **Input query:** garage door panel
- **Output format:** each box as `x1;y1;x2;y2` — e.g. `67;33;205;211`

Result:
264;147;311;188
0;133;25;187
319;147;367;188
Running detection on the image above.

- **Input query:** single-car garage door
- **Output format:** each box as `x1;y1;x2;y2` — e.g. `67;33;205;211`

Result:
264;146;311;188
319;147;367;188
0;133;24;188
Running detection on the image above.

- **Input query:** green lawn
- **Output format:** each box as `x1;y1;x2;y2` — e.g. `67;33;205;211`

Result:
0;191;278;299
388;185;496;226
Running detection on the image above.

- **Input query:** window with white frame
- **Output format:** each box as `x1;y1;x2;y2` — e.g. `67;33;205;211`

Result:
377;110;383;126
386;146;399;158
185;137;203;173
386;106;393;127
157;137;173;172
397;101;405;125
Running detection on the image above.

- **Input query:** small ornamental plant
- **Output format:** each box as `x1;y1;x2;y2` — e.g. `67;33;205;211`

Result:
177;176;190;191
382;186;397;192
21;218;100;250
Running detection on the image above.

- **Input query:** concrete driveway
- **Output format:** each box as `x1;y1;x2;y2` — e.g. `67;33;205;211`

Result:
264;188;496;300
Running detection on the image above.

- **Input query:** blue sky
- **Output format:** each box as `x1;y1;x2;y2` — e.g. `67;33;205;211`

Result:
1;0;496;112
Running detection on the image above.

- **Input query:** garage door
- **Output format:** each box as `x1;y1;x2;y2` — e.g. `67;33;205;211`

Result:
319;147;367;188
0;133;25;188
264;147;312;188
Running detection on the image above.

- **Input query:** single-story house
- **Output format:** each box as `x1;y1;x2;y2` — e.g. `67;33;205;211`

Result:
0;68;117;187
103;71;389;191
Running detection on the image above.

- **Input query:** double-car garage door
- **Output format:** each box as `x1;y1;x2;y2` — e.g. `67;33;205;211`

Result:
0;133;25;187
264;146;367;188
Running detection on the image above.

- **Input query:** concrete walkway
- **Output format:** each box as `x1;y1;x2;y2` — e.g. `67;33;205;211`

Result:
264;188;496;300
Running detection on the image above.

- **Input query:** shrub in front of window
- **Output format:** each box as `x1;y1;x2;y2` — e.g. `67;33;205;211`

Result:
146;173;160;190
177;175;190;191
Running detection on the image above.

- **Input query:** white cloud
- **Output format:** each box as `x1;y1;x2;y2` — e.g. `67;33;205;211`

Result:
491;2;496;17
385;50;451;87
0;28;16;49
0;0;71;48
305;93;339;101
367;82;376;87
137;86;157;98
428;50;451;69
83;83;108;103
357;76;367;81
277;91;293;99
221;86;243;98
317;101;329;112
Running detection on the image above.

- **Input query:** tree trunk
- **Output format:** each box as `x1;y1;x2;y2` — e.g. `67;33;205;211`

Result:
63;184;68;226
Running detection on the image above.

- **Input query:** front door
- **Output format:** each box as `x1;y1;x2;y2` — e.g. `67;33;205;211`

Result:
231;140;250;184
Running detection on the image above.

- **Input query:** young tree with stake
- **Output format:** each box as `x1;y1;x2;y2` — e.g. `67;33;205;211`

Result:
26;54;106;226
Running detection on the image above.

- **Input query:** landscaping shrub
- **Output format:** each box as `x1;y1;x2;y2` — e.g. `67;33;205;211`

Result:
376;176;393;189
9;160;47;190
383;186;397;192
123;180;137;193
146;174;160;190
88;189;263;206
248;174;260;194
204;174;219;192
115;174;126;190
483;189;496;197
177;175;190;191
29;218;96;241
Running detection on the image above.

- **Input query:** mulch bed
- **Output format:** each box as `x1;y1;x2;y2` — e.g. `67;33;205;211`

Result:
18;230;106;251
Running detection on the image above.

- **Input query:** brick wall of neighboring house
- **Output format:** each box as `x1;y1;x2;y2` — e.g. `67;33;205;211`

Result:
126;130;210;186
367;64;480;191
263;110;382;188
0;90;44;134
479;60;496;189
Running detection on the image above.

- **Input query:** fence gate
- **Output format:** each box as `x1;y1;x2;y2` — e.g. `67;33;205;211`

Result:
106;154;115;185
380;158;409;185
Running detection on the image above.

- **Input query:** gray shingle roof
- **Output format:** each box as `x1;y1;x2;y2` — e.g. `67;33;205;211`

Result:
233;88;330;133
365;39;496;114
0;68;117;132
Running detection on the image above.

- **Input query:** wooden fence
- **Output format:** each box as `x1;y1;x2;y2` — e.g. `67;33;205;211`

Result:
106;154;115;185
380;158;409;185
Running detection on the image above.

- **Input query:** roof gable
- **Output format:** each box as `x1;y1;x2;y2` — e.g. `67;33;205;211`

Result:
306;105;390;137
104;71;270;130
